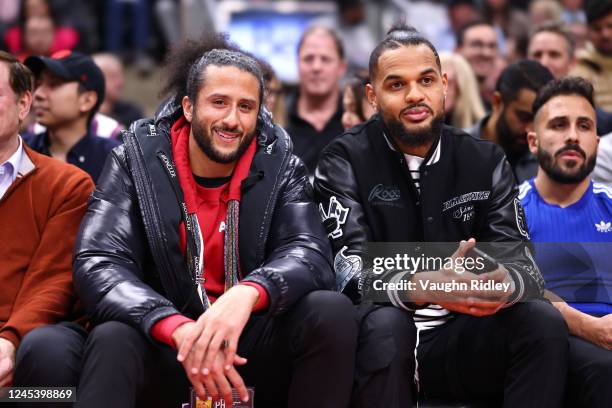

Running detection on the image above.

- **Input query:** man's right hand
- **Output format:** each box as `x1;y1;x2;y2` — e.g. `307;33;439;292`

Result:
410;239;513;316
172;322;249;405
582;314;612;350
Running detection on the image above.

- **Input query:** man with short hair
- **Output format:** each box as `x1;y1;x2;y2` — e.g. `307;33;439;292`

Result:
466;60;554;183
23;50;119;182
286;25;347;173
528;21;612;135
520;76;612;407
315;23;568;407
0;51;93;389
570;0;612;111
456;20;502;107
15;38;357;408
528;22;576;80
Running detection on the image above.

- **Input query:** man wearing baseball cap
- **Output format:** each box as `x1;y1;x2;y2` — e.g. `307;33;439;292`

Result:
23;50;120;182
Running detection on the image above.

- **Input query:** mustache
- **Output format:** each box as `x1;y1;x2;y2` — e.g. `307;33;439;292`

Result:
399;103;433;117
213;125;242;134
555;144;586;159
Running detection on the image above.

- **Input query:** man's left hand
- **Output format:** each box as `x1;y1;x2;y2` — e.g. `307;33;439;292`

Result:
176;285;259;382
0;338;16;387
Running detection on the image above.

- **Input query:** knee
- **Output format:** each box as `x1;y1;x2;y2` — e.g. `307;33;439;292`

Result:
357;306;417;373
17;324;82;363
512;301;569;342
297;291;358;344
86;321;145;355
14;324;84;386
361;306;417;349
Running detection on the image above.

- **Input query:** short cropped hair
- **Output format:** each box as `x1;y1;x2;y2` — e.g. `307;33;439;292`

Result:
532;76;595;116
297;25;345;60
495;60;554;104
0;51;33;98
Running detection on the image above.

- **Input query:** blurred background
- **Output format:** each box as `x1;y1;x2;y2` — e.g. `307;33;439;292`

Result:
0;0;592;119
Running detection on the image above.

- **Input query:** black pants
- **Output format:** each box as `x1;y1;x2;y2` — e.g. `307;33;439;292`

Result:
14;291;358;408
352;304;418;408
417;301;569;408
565;335;612;408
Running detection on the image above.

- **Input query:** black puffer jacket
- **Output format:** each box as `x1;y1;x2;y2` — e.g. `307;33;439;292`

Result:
73;101;334;338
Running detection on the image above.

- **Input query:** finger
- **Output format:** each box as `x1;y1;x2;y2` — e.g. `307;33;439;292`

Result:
226;365;249;402
233;354;248;366
189;375;207;403
201;331;225;375
223;337;238;371
212;368;233;406
191;328;214;376
177;319;205;362
452;238;476;260
202;373;219;402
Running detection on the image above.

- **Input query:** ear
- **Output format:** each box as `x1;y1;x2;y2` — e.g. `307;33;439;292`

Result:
527;130;538;155
17;90;32;123
491;91;503;115
442;71;448;97
79;90;98;115
365;83;377;111
182;95;193;123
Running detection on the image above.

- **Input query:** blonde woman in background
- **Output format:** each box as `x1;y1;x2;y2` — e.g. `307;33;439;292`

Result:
440;52;486;129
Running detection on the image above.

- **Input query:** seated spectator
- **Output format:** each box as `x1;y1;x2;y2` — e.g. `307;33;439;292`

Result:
593;133;612;183
440;51;486;129
528;21;612;135
520;76;612;407
571;0;612;111
455;19;505;108
466;60;554;183
259;58;287;127
341;70;375;130
483;0;530;57
529;0;563;26
23;50;120;183
3;0;79;61
14;37;357;407
314;23;568;407
0;51;93;389
286;25;347;173
92;53;145;128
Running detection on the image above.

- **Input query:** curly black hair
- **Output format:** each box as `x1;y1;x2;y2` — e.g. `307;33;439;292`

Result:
160;32;237;102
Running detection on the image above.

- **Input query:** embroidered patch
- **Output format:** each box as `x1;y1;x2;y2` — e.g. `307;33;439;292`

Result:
319;196;349;240
514;198;530;239
442;191;490;212
334;246;363;292
368;184;401;202
452;204;475;222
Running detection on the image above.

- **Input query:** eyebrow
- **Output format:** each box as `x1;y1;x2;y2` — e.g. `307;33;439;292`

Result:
382;68;438;83
208;93;257;105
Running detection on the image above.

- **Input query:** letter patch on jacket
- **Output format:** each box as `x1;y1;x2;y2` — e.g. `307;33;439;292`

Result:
319;196;349;239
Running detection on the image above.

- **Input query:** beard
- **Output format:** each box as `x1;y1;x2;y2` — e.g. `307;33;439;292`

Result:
384;105;445;148
191;115;256;164
537;144;596;184
495;111;528;160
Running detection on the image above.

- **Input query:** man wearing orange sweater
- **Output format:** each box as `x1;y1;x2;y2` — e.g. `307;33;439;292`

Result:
0;51;93;388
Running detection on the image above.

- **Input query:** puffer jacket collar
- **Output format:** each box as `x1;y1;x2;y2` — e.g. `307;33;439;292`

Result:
126;98;294;317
